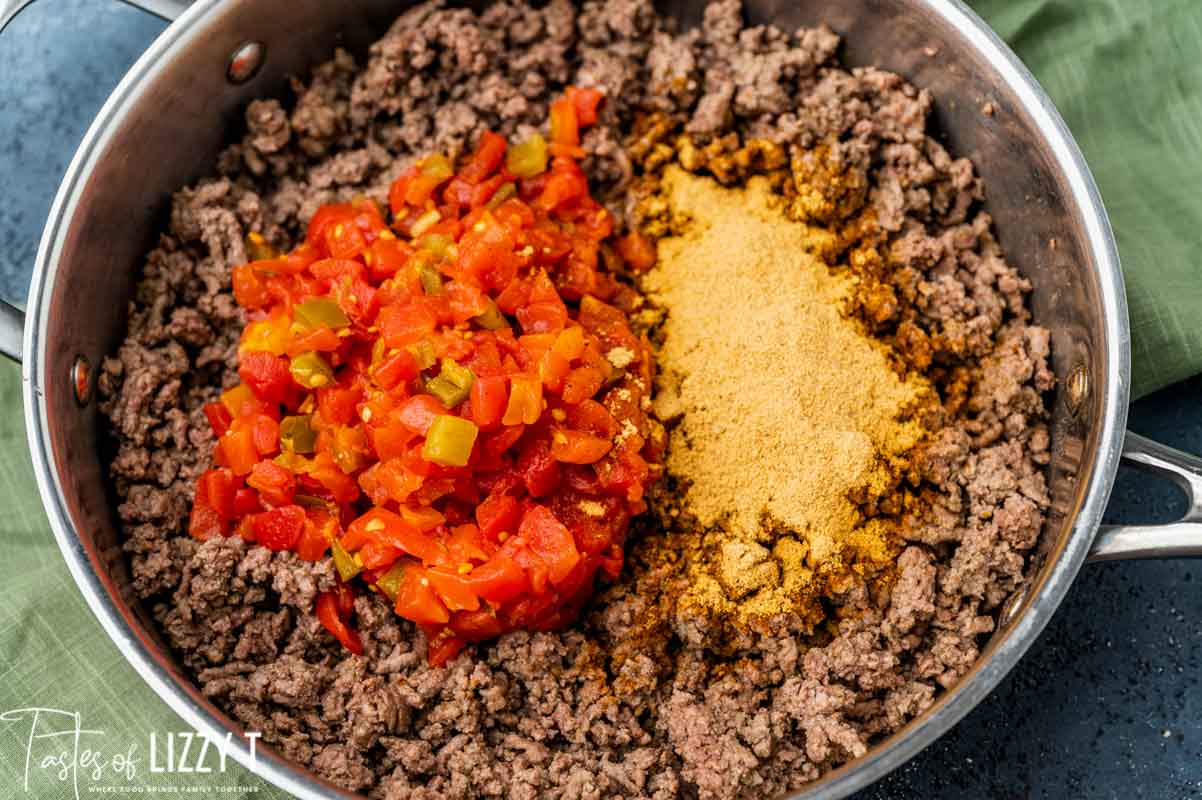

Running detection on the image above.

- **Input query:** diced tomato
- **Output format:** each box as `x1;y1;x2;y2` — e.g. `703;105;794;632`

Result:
346;508;444;563
307;204;348;247
446;282;490;322
570;399;620;439
188;504;226;541
278;242;321;275
561;366;605;405
221;428;260;476
197;468;237;519
395;565;450;625
463;553;527;604
204;401;233;437
399;505;446;531
368;235;414;280
550;429;612;465
239;351;296;406
358;539;402;569
316;590;364;656
388;167;419;215
247;461;295;506
616;231;657;271
469;375;508;430
295;515;331;561
309;452;361;505
335;277;380;325
192;89;662;666
537;163;587;211
566;86;604;127
426;632;466;666
503;375;543;427
253;505;306;550
371;419;413;461
231;263;272;309
398;395;447;436
373;348;420;390
379;303;438;348
494;277;532;314
460;131;508;185
519;505;580;585
469;174;510;210
374;458;424;505
476;492;521;541
450;608;506;641
446;523;490;562
309;257;367;284
317;385;361;427
233;487;262;516
458;215;519;290
426;567;481;612
517;435;561;497
517;301;569;335
325;219;368;260
251;414;280;455
549;98;579;147
287;326;342;356
404;173;446;207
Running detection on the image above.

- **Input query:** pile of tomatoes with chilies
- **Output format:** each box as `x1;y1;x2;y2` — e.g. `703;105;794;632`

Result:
188;88;664;665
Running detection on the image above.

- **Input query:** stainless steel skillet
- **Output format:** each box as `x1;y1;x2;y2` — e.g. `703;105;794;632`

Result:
1;0;1199;797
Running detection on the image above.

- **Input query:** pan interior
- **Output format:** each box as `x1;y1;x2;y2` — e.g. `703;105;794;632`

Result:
23;0;1125;797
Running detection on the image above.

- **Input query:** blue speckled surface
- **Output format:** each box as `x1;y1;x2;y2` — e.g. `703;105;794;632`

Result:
2;2;1199;797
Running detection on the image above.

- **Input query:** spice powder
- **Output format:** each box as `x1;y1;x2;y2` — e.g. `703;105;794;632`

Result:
642;166;933;625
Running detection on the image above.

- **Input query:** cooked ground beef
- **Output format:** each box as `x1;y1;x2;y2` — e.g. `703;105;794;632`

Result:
97;0;1053;797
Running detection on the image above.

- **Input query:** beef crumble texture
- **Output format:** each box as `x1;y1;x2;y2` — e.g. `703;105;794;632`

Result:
98;1;1054;797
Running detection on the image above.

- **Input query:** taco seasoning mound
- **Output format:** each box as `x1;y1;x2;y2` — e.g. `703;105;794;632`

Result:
642;166;935;627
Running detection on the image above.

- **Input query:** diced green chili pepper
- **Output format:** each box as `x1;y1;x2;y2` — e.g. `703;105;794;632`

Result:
420;234;453;259
290;351;335;389
421;153;454;180
406;339;437;370
293;493;328;508
418;263;444;296
440;358;474;391
425;377;467;408
375;562;408;601
422;414;479;467
331;537;362;582
506;134;547;179
280;415;317;454
471;299;507;330
425;358;474;407
294;297;350;330
485;182;517;210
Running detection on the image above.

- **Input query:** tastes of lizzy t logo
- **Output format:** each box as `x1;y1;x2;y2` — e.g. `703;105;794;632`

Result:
0;707;262;798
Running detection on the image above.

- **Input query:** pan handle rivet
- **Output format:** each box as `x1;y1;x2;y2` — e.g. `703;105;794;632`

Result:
1065;363;1090;418
227;41;265;85
71;355;91;407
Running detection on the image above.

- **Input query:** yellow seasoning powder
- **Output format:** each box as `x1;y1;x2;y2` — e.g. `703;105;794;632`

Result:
642;166;933;625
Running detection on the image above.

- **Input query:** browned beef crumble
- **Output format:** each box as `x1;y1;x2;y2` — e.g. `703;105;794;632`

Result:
98;1;1053;797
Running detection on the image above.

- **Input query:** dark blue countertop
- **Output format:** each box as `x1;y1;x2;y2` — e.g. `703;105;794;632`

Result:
2;2;1199;798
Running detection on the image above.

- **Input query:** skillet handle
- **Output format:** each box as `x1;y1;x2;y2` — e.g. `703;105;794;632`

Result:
0;0;189;361
0;300;22;363
1088;431;1202;561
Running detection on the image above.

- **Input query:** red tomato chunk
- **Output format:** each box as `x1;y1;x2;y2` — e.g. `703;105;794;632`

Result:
187;88;663;665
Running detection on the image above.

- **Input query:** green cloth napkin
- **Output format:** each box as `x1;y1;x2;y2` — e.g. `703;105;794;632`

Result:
3;2;1202;797
974;0;1202;399
0;363;285;798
